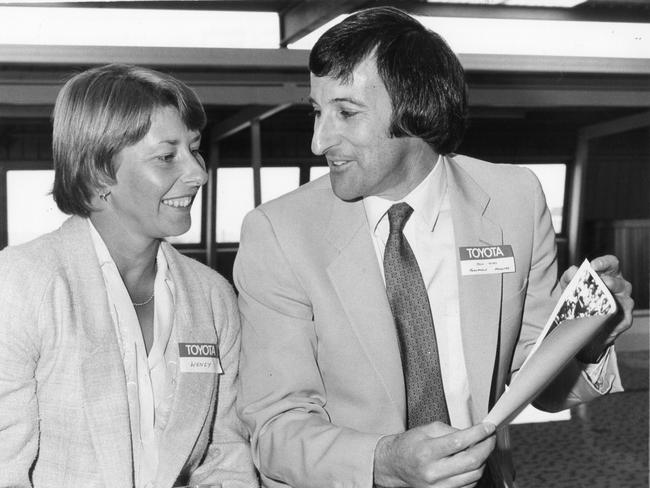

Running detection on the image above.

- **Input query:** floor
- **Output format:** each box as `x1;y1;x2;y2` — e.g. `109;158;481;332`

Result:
509;350;649;488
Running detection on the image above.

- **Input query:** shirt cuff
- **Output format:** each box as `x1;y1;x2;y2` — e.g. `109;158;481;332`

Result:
580;346;623;394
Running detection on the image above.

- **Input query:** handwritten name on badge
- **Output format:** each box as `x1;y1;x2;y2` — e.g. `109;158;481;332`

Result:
459;245;515;276
178;343;223;374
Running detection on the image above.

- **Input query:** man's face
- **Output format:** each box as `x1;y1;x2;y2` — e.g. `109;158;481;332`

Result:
309;56;435;201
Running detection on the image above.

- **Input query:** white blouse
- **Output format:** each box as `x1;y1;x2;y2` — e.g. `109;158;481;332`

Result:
88;220;177;488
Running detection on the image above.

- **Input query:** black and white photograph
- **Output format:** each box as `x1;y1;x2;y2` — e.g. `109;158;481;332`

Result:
0;2;647;488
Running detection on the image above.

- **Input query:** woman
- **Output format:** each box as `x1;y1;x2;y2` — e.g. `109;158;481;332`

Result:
0;64;257;487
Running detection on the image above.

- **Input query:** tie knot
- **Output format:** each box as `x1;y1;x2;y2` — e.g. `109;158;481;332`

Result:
387;202;413;234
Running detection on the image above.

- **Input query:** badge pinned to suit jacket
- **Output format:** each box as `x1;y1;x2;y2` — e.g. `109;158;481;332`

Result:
178;342;223;374
459;245;515;275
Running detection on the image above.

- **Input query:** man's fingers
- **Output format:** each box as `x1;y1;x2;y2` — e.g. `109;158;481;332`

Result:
600;273;632;296
424;433;496;486
609;295;635;335
435;423;495;456
419;420;458;438
560;265;578;288
590;255;621;276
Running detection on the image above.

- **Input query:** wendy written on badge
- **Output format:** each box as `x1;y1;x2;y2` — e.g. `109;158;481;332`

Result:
178;342;223;374
484;259;617;428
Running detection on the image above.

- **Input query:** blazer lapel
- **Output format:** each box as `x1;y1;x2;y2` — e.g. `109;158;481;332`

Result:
155;245;218;488
325;198;406;421
445;158;504;419
61;217;133;488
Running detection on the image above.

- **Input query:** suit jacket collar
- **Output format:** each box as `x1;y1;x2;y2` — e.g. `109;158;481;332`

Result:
445;155;503;419
58;216;134;488
155;241;218;488
323;155;503;423
325;196;407;425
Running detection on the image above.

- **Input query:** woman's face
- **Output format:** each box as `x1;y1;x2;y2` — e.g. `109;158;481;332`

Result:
105;105;207;241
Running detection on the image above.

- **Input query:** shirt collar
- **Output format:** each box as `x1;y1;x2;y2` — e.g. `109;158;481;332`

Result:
87;219;172;289
363;154;447;233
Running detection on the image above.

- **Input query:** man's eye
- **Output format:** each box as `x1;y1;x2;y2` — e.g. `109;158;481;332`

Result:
158;153;175;162
340;110;357;119
308;109;321;119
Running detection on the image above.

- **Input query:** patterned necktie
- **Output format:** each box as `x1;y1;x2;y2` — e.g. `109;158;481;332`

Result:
383;202;449;427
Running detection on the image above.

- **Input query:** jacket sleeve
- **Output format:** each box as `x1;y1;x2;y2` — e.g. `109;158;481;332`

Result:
234;208;382;488
188;278;259;487
0;250;42;488
512;169;620;412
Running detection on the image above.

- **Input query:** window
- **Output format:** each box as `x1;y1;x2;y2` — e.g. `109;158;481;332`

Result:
290;14;650;59
217;168;254;243
310;166;329;181
0;7;280;49
216;166;300;243
6;170;67;246
261;167;300;203
518;164;567;234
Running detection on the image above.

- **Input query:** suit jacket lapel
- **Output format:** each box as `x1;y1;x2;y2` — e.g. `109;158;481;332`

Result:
156;244;218;487
325;197;406;421
60;217;133;488
446;158;503;420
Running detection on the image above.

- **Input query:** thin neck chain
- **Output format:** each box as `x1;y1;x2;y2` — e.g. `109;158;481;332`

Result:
132;292;155;307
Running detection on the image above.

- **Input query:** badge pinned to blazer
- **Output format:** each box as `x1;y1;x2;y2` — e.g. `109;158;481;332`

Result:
459;245;515;276
178;342;223;374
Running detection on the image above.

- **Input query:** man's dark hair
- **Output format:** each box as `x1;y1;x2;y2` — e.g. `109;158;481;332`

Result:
309;6;467;154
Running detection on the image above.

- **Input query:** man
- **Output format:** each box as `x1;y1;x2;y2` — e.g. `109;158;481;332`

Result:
234;7;633;488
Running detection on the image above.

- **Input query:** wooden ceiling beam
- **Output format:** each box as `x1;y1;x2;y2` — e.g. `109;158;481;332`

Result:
279;0;369;47
213;103;293;140
0;44;309;68
580;110;650;140
3;45;649;77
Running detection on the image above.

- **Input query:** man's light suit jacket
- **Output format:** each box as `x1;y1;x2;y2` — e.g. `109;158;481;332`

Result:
0;216;257;487
234;155;618;488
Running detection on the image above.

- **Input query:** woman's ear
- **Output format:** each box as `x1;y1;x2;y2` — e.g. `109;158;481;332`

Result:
92;187;112;208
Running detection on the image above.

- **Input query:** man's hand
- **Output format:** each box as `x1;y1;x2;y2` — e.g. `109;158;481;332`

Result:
560;255;634;362
373;422;496;488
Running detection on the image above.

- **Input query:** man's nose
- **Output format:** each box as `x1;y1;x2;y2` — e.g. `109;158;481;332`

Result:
311;116;338;156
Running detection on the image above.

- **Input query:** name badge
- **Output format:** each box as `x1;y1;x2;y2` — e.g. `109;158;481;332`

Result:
178;342;223;374
459;245;515;276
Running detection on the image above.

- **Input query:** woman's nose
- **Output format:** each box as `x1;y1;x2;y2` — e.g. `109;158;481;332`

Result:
182;151;208;187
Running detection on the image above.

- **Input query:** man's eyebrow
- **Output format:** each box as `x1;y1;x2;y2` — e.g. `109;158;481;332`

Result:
332;97;366;107
308;96;367;107
157;139;180;146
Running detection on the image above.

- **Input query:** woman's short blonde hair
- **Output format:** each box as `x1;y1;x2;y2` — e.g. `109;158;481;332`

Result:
52;63;206;216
